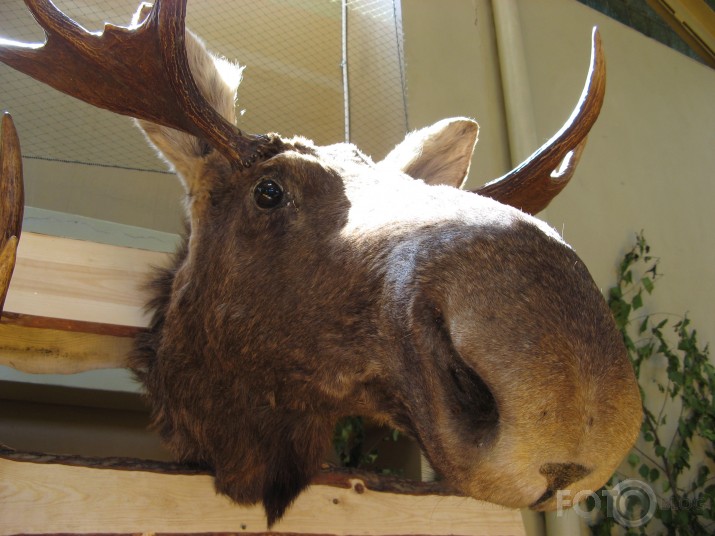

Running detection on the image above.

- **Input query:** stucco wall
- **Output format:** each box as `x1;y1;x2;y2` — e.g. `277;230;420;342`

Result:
402;0;511;186
520;1;715;342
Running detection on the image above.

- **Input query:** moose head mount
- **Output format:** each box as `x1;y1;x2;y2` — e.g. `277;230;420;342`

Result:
0;0;642;526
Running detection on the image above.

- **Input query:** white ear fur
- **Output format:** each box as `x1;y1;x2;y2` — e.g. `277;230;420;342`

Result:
133;2;242;190
379;118;479;189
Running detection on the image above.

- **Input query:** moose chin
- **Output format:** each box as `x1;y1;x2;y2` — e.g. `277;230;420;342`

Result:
0;0;642;526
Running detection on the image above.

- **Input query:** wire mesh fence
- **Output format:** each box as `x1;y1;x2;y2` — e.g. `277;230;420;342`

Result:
0;0;408;173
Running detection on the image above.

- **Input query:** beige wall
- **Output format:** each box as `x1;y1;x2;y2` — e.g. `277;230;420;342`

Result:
23;159;185;233
518;0;715;346
402;0;511;185
404;0;715;345
0;398;168;460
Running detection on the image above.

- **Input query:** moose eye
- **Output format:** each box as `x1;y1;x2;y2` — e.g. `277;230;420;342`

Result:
253;179;284;209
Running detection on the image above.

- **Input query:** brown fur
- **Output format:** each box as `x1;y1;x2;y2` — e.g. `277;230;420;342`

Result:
128;20;642;527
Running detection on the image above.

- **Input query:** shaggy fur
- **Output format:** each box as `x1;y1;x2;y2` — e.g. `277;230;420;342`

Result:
129;16;642;527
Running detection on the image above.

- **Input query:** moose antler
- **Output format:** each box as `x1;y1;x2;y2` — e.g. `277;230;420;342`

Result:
0;0;267;167
475;28;606;214
0;113;24;315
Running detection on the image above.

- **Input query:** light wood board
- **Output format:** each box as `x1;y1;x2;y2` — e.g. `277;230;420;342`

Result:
0;456;526;535
0;322;131;373
3;231;168;329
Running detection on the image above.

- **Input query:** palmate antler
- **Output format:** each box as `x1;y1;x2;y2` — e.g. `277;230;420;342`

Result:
0;0;269;168
0;113;24;314
474;28;606;214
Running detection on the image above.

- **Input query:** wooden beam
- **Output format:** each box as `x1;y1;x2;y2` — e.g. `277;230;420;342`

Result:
0;321;131;373
0;232;164;374
647;0;715;67
3;231;168;329
0;450;526;536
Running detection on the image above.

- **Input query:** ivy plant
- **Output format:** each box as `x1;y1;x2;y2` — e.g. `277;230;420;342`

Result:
333;416;401;472
589;232;715;535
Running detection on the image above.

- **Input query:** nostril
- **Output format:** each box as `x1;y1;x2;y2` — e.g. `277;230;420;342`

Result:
425;299;499;444
531;463;591;508
541;462;590;492
446;355;499;444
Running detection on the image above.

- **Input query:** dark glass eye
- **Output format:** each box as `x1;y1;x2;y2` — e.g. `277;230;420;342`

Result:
253;179;284;209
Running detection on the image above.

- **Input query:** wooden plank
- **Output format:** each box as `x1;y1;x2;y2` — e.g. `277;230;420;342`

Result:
0;233;155;374
646;0;715;67
1;311;142;337
3;232;169;329
0;453;525;536
0;322;130;373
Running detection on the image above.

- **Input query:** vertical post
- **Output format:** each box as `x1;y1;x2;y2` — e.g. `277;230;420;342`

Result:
420;453;436;482
341;0;351;143
491;0;538;167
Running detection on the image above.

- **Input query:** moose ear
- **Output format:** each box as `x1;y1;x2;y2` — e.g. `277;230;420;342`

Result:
379;118;478;189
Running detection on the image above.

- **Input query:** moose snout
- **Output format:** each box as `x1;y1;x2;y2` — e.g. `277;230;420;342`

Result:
423;222;643;513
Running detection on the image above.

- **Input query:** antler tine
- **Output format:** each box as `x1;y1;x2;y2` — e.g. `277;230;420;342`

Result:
0;0;264;167
475;28;606;215
0;113;25;315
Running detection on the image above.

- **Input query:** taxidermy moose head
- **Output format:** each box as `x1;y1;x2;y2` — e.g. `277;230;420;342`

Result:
0;0;642;526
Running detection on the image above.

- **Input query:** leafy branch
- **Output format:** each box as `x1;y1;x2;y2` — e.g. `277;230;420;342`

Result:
590;232;714;535
332;416;401;473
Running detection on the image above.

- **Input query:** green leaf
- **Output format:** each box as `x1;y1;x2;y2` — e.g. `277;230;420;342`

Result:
639;464;650;479
698;465;710;486
624;270;633;285
638;316;649;335
632;291;643;310
641;276;654;294
660;506;672;523
676;509;689;525
649;467;660;482
609;286;623;300
655;445;666;457
628;452;641;468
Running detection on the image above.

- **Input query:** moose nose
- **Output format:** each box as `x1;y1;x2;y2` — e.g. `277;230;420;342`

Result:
530;462;591;508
